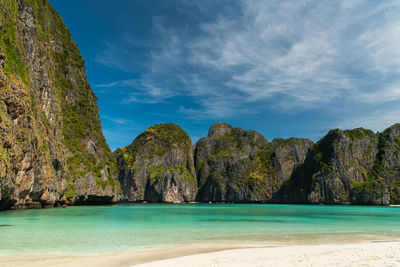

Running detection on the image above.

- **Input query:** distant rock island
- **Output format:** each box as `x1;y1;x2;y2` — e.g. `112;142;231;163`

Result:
1;0;399;211
116;122;400;206
194;123;312;202
115;123;197;202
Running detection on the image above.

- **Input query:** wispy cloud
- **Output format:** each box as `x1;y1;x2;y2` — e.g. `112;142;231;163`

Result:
96;79;136;88
95;0;400;129
94;43;136;72
96;78;176;104
102;115;130;125
336;106;400;132
102;115;143;130
102;116;144;150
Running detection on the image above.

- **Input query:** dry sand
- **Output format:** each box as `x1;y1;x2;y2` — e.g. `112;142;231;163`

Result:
1;241;400;266
137;241;400;267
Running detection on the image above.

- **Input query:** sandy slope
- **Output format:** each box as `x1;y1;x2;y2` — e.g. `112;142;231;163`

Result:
136;242;400;267
1;241;400;267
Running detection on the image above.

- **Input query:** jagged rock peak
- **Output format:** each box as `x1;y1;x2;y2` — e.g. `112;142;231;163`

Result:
208;122;234;137
194;123;312;202
207;122;267;143
141;123;192;149
275;126;390;205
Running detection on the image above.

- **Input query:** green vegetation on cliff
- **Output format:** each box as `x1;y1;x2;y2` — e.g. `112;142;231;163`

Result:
195;123;313;202
0;0;120;210
119;123;192;165
147;123;191;148
279;127;390;205
343;128;374;141
31;0;118;193
115;123;197;202
0;0;29;83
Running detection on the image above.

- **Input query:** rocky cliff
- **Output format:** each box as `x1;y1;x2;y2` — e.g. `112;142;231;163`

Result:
115;123;197;202
0;0;120;210
194;123;313;202
116;122;400;205
274;128;393;205
373;124;400;204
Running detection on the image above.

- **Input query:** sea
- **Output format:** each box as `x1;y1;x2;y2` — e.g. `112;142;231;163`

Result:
0;204;399;255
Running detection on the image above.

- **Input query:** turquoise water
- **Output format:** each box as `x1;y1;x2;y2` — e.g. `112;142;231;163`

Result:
0;204;399;255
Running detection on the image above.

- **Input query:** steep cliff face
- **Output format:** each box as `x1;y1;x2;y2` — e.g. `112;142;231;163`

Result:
194;123;312;202
374;124;400;204
115;122;398;205
115;123;197;202
0;0;120;210
275;128;390;205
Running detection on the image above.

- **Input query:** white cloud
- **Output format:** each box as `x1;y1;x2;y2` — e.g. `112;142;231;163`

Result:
102;115;140;127
96;79;136;88
96;78;176;103
103;116;128;125
94;43;136;72
356;85;400;103
336;107;400;133
102;117;144;150
97;0;400;123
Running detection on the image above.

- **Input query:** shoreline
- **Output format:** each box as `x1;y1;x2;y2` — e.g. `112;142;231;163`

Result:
1;237;400;267
3;202;399;213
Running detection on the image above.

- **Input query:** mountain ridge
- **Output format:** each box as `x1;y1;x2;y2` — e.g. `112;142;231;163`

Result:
116;122;400;206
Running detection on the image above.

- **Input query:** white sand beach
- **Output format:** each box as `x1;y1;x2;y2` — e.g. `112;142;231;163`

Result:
136;242;400;267
1;241;400;267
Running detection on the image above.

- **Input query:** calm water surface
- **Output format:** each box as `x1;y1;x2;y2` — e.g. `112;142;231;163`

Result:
0;204;399;255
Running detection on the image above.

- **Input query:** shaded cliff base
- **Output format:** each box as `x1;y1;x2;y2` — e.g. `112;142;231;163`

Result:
1;195;115;211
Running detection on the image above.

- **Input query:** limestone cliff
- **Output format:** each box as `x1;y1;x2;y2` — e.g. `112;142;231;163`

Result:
0;0;120;210
115;123;197;202
372;124;400;204
274;128;390;205
194;123;313;202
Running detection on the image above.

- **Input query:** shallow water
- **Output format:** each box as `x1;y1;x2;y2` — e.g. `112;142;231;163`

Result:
0;204;399;255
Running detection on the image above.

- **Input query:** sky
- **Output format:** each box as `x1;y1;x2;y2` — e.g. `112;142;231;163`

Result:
49;0;400;151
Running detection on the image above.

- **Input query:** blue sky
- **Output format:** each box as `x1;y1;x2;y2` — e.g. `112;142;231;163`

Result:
49;0;400;150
